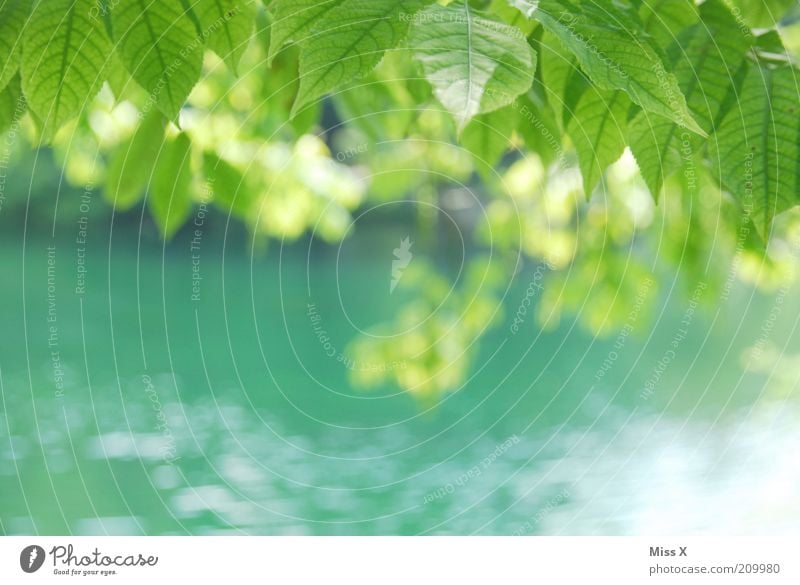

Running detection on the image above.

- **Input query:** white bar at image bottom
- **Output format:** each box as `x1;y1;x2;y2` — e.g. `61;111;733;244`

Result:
0;536;796;584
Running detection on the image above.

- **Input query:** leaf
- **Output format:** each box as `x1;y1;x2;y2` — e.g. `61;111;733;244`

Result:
752;30;792;66
409;2;536;131
202;152;252;217
267;0;343;65
537;29;572;127
259;45;321;135
193;0;257;74
539;28;629;192
105;51;136;102
104;109;166;210
332;55;418;142
111;0;204;123
726;0;796;28
566;81;630;195
461;107;517;174
0;0;30;93
638;0;698;49
532;0;706;136
629;0;753;197
149;132;194;239
710;64;800;237
292;0;427;116
20;0;111;136
514;89;563;165
0;74;25;134
333;86;412;142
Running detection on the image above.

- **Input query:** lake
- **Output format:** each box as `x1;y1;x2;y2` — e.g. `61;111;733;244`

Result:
1;215;799;535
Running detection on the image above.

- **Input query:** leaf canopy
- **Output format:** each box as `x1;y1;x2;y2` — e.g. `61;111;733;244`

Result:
0;0;798;240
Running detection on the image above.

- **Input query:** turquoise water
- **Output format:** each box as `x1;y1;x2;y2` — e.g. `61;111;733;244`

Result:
1;215;799;535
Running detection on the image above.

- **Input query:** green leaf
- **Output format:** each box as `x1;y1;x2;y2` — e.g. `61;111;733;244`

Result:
20;0;111;136
566;81;631;195
0;0;30;93
638;0;698;49
111;0;203;123
514;89;563;166
537;29;572;127
726;0;796;28
105;51;136;102
629;0;753;197
461;107;517;174
259;45;322;135
202;152;252;217
292;0;426;116
193;0;257;74
409;2;536;131
104;109;166;210
628;114;682;201
267;0;343;65
539;28;629;191
533;0;706;136
332;54;419;142
0;74;25;134
710;64;800;237
333;85;413;142
752;29;792;66
149;132;194;239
